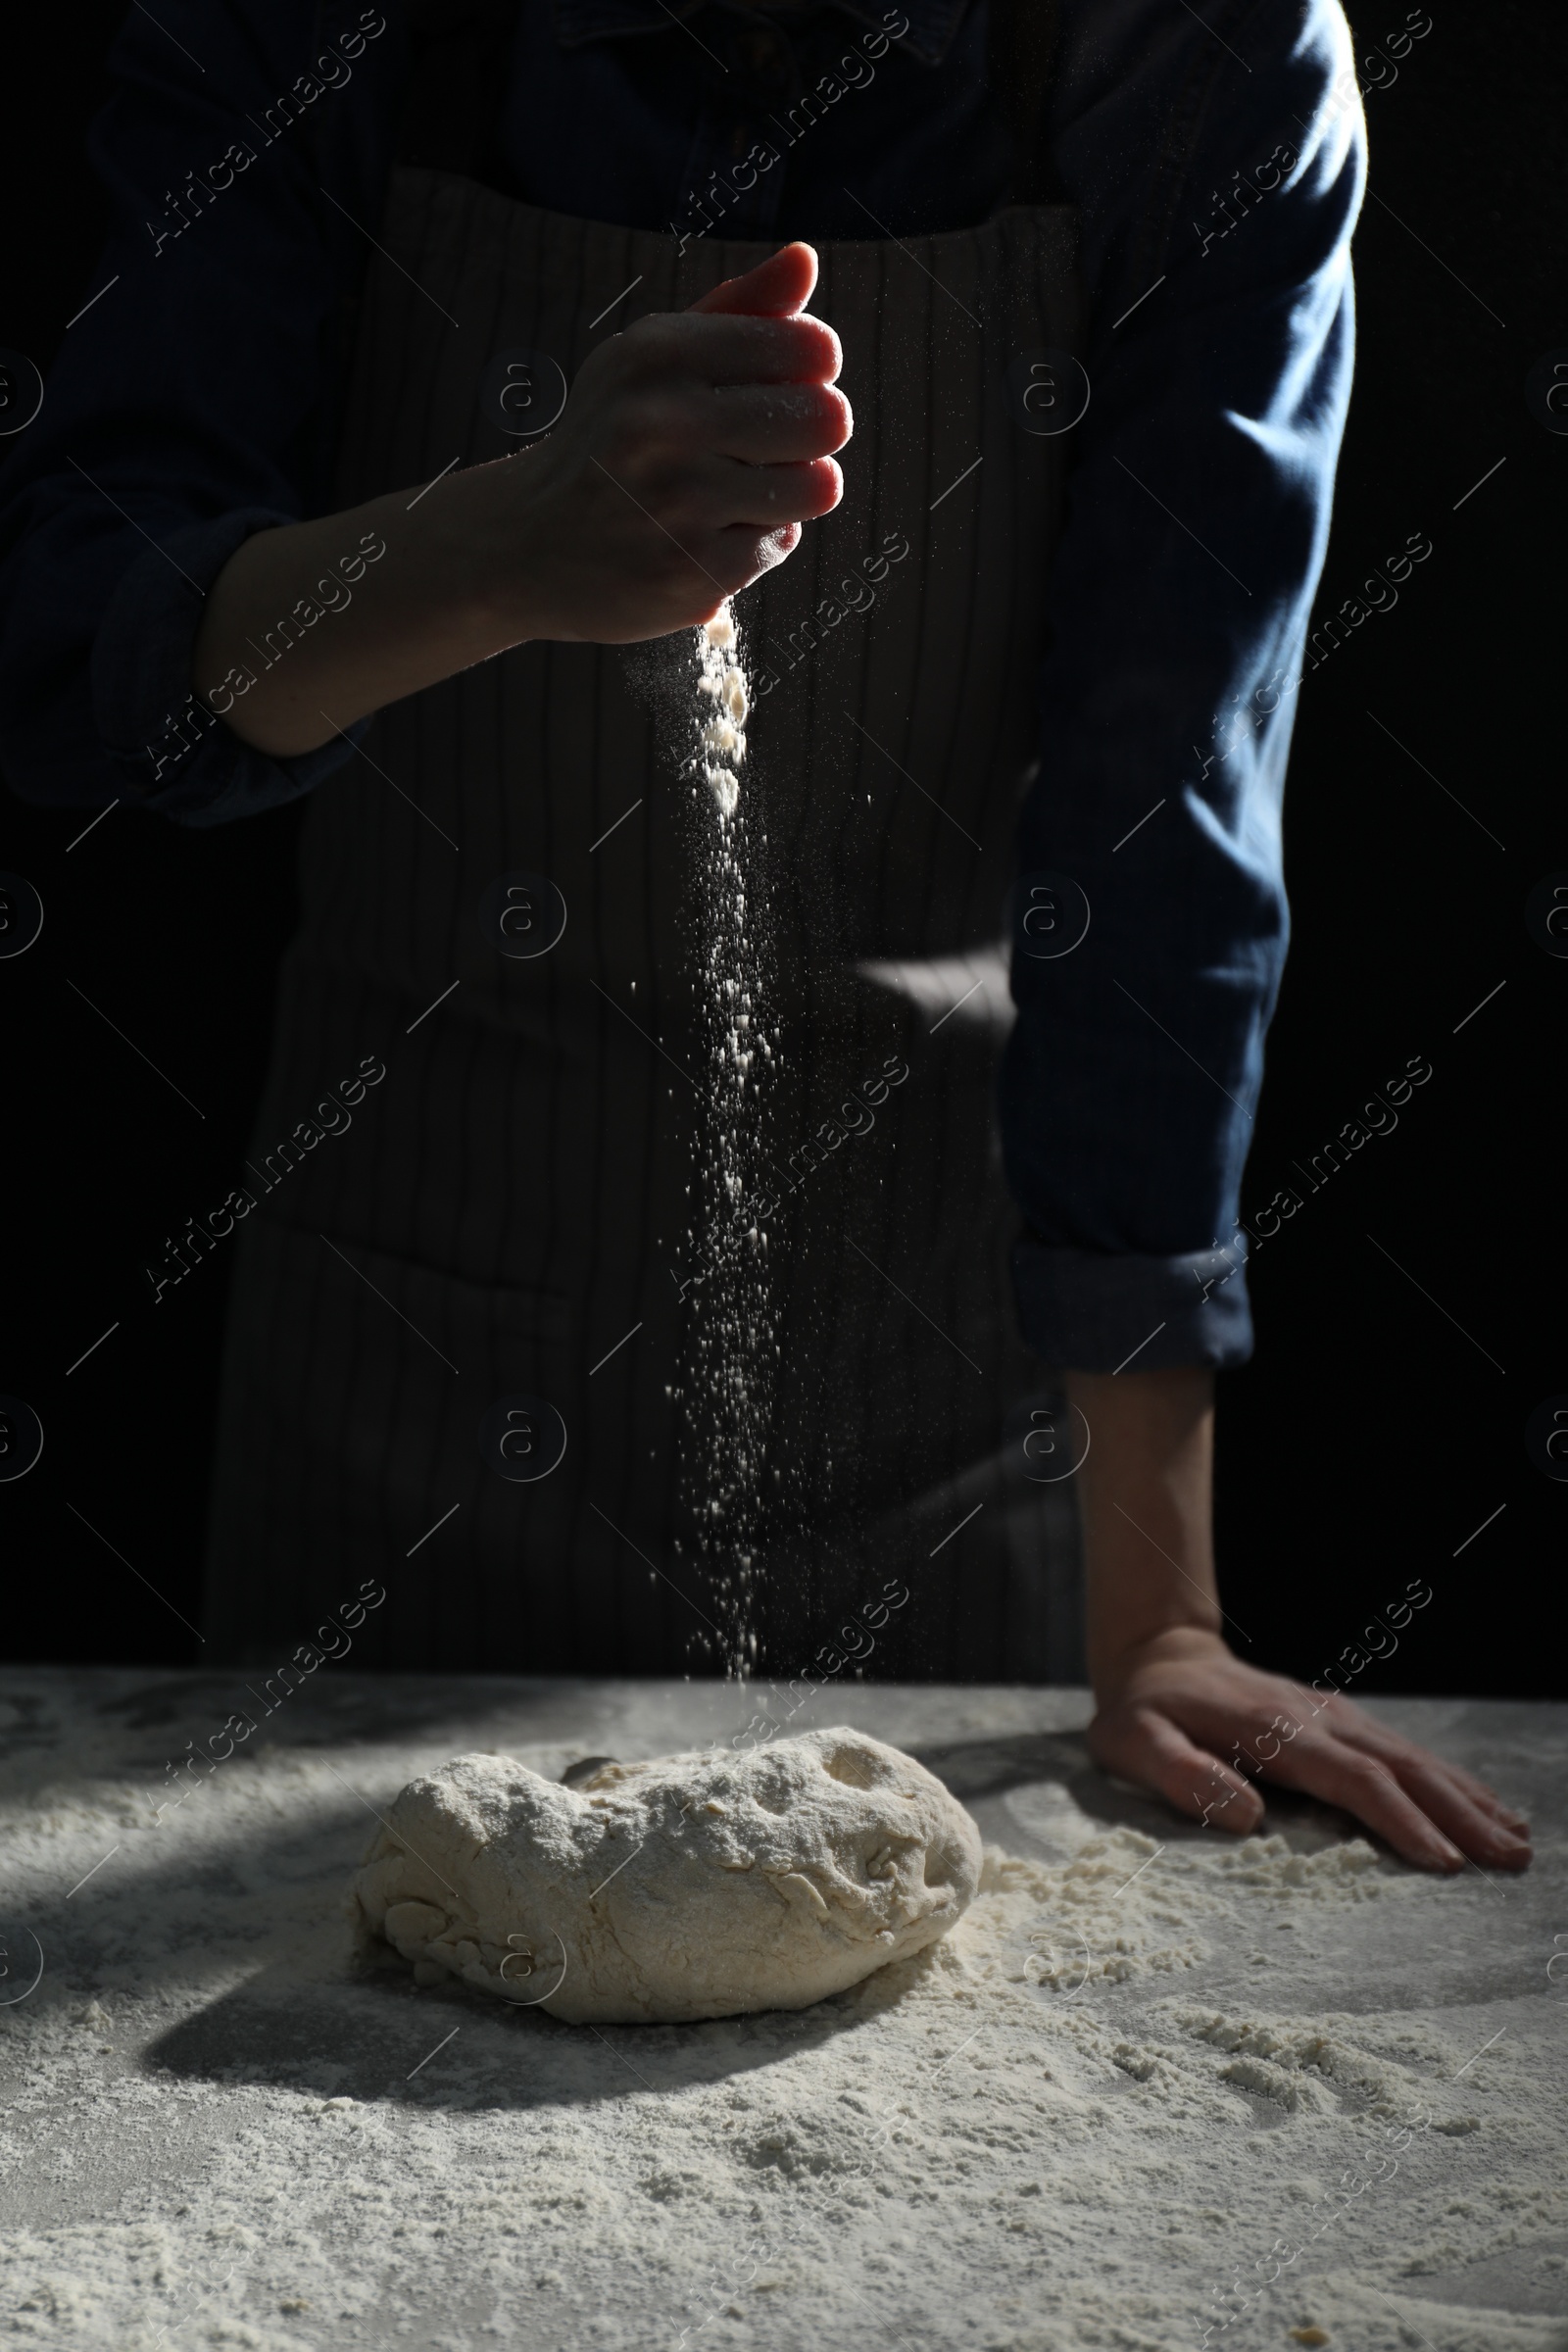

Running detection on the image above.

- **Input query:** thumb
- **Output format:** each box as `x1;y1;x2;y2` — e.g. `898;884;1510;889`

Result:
687;240;818;317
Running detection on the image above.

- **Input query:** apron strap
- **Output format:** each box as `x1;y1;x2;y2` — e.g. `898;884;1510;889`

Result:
988;0;1063;205
392;0;518;175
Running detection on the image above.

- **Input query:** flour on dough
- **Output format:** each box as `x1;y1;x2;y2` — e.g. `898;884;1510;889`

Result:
348;1727;982;2025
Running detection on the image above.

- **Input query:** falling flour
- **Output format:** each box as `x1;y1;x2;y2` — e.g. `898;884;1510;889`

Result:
695;604;748;822
676;600;781;1674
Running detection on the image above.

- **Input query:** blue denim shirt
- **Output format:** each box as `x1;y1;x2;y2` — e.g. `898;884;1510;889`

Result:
0;0;1368;1375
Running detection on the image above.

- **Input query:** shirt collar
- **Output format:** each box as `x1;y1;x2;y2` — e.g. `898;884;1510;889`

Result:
552;0;966;72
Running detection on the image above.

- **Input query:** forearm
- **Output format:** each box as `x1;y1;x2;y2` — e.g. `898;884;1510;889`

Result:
1066;1364;1221;1694
191;464;523;758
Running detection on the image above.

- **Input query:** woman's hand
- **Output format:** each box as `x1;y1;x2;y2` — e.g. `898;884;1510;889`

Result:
1087;1624;1532;1873
1065;1365;1532;1876
194;242;846;756
491;239;848;643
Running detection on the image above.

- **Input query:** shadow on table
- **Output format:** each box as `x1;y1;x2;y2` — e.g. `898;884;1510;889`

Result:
912;1729;1149;1812
142;1937;912;2114
908;1729;1368;1854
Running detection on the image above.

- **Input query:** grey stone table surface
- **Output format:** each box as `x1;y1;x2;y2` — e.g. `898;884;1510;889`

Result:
0;1669;1563;2352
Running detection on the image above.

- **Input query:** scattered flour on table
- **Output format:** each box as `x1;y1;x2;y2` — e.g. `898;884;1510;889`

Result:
1;1723;1562;2350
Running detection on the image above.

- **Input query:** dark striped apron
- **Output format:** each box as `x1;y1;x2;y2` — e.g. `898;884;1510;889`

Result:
202;162;1089;1682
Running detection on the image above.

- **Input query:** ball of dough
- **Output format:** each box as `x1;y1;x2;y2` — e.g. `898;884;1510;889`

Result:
348;1727;982;2025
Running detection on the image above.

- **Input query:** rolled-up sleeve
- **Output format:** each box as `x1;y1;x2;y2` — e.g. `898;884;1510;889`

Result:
0;0;395;824
1003;0;1366;1372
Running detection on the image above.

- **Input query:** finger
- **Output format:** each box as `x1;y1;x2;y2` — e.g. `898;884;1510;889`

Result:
710;380;853;464
1322;1714;1533;1856
688;240;818;317
623;380;847;467
1331;1741;1530;1867
1368;1741;1531;1844
1388;1762;1531;1869
590;437;842;550
1258;1738;1465;1872
1405;1745;1522;1811
628;311;843;388
1298;1702;1533;1825
711;518;803;592
1089;1705;1265;1837
667;453;843;533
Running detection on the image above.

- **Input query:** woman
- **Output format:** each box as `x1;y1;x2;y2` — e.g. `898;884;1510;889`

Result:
0;0;1528;1870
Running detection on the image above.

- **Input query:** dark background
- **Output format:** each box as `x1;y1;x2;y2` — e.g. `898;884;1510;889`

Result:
1;2;1560;1690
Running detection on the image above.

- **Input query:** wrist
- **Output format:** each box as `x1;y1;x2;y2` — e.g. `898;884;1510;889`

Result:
1091;1619;1228;1707
411;456;539;649
1066;1361;1221;1699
